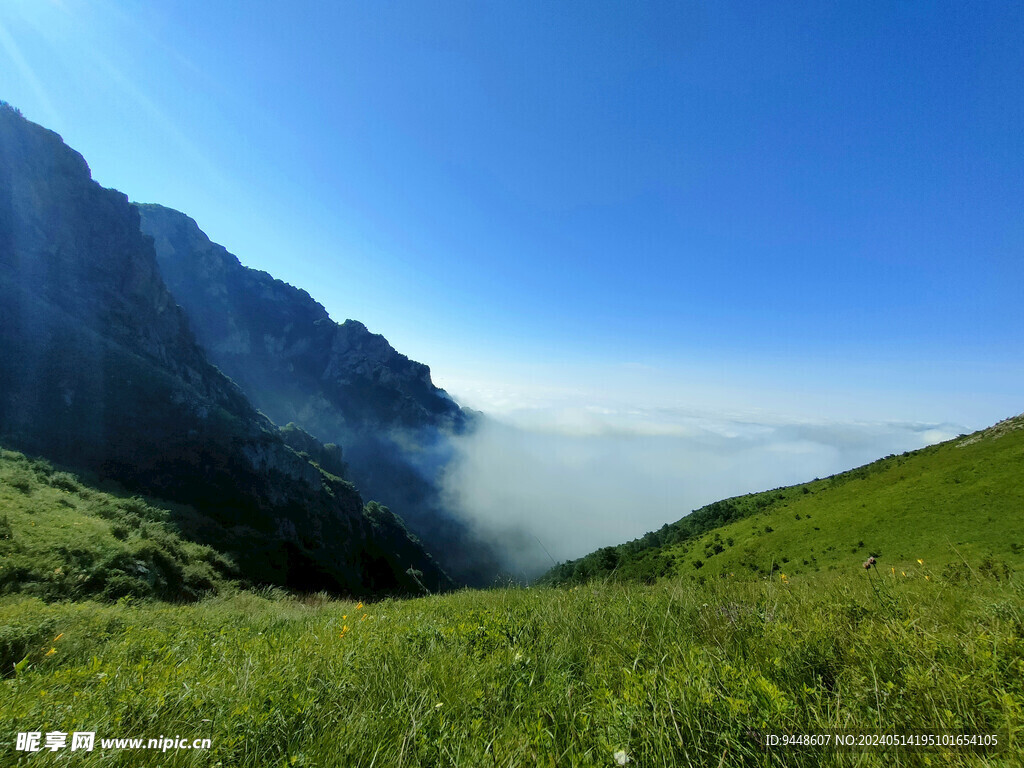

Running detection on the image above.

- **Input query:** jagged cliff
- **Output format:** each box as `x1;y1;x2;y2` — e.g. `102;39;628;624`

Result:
138;204;501;584
0;103;450;595
140;203;466;432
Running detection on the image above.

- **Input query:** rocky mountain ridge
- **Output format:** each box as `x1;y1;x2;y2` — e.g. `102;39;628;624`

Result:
0;102;449;595
139;204;465;431
138;204;501;585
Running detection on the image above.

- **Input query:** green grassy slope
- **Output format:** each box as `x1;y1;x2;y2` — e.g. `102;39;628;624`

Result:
2;575;1021;767
0;448;237;602
545;414;1024;585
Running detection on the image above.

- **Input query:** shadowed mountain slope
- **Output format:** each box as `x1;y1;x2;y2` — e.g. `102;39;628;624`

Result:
0;103;449;596
138;203;501;585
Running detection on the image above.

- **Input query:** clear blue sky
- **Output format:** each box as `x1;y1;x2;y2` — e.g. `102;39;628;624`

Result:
2;0;1022;428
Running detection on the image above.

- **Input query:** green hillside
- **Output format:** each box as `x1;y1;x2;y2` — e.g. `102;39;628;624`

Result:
0;447;237;602
545;414;1024;585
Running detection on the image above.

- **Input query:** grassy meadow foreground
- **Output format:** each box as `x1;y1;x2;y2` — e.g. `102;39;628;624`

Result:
3;572;1022;767
2;419;1022;766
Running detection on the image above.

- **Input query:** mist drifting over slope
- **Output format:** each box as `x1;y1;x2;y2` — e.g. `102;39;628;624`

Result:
441;398;963;579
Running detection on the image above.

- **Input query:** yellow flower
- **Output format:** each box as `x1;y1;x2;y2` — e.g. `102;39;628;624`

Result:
925;575;930;581
360;614;368;621
901;571;907;577
53;633;64;642
917;559;924;565
356;602;363;610
342;615;347;620
891;567;895;575
46;648;56;656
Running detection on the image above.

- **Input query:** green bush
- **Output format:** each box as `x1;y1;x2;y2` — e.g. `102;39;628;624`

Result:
3;467;35;494
47;471;81;493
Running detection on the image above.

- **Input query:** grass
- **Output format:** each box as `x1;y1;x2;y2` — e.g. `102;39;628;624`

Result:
2;416;1022;766
2;570;1022;767
668;420;1024;582
0;449;236;602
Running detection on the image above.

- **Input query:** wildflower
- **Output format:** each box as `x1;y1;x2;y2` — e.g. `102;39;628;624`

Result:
53;634;63;642
867;556;876;565
901;571;906;577
917;559;924;565
925;575;930;581
613;749;631;765
891;567;895;575
435;702;443;709
356;602;363;610
342;615;347;620
360;614;368;621
863;561;872;570
780;573;789;584
46;648;56;656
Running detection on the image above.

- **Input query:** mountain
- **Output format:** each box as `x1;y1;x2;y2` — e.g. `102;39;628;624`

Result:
544;413;1024;584
137;203;501;585
0;102;449;596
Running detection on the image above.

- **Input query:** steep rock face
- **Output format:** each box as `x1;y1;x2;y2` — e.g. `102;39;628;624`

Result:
0;104;449;595
140;204;464;431
138;204;501;585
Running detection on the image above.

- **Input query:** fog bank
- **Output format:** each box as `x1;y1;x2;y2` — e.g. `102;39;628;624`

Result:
441;404;963;578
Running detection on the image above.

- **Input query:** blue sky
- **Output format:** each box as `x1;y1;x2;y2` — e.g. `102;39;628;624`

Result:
2;0;1022;432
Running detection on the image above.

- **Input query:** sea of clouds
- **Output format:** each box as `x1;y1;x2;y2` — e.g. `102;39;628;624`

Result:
440;388;963;578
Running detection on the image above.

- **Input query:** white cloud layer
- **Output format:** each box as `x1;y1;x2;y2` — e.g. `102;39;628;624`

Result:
441;396;964;578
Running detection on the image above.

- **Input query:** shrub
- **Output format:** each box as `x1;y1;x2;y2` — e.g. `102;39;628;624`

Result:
977;555;1011;582
47;472;81;493
3;468;35;494
0;611;58;677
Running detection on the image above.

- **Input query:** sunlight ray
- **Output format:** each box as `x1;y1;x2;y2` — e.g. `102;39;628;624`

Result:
0;17;61;127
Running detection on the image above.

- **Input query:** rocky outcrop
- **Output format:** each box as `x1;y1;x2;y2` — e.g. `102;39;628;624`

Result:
0;103;450;596
139;204;466;431
138;204;502;585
